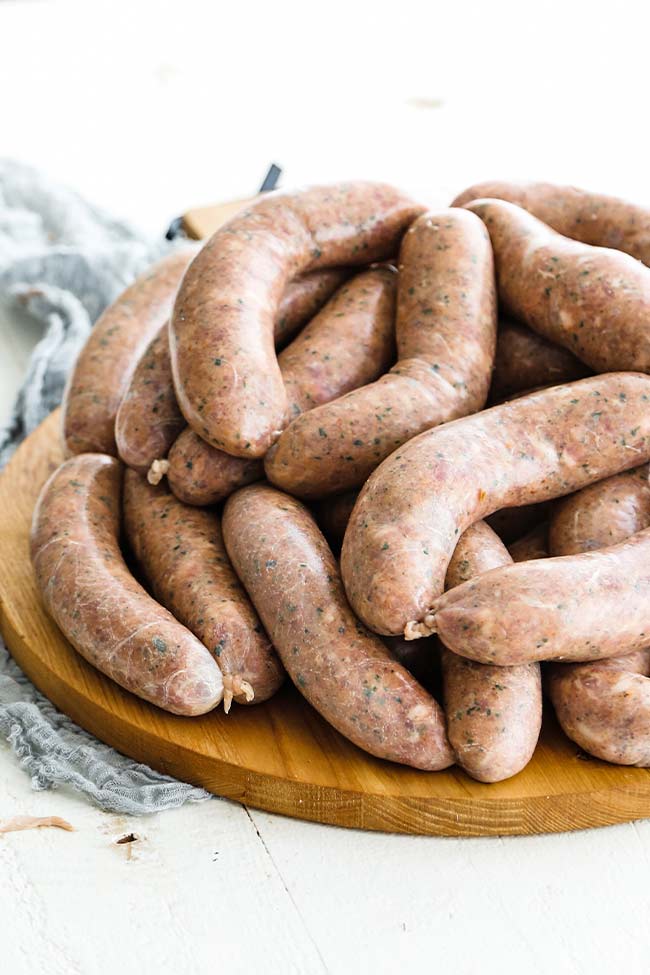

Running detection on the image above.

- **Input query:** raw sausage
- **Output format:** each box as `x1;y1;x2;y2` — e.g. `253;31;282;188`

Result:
171;182;422;457
166;267;397;505
63;248;196;456
115;323;186;474
340;373;650;636
546;466;650;764
122;471;284;711
549;464;650;555
222;484;453;770
30;454;223;715
117;269;350;477
490;318;589;402
265;208;497;498
427;527;650;665
452;180;650;265
466;199;650;374
441;522;542;782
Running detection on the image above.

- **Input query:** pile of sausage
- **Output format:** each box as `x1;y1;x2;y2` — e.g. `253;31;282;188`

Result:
29;178;650;782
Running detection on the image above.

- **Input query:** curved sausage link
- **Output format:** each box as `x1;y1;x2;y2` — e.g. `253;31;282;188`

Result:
273;268;351;347
171;182;423;458
62;248;197;456
549;464;650;556
441;522;542;782
452;180;650;265
341;373;650;637
264;208;497;498
545;465;650;764
167;267;397;505
122;471;284;711
222;484;453;770
490;318;589;402
30;454;223;715
466;198;650;374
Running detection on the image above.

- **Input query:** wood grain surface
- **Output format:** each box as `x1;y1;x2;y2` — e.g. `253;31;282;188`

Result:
1;409;650;835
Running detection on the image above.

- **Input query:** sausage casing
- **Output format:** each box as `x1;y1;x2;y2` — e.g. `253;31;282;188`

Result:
222;484;453;770
30;454;223;715
341;373;650;636
264;208;497;498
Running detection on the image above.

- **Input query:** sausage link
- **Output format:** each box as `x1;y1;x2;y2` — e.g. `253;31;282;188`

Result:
222;484;453;770
166;268;397;505
264;208;497;498
115;323;186;474
30;454;223;715
171;182;422;458
508;523;549;562
549;464;650;555
441;522;542;782
340;373;650;637
428;526;650;665
490;318;589;402
545;466;650;764
274;268;351;347
62;248;197;456
452;180;650;265
122;471;283;711
466;199;650;374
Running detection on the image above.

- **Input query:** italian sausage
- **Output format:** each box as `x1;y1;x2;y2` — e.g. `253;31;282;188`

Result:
452;180;650;265
441;522;542;782
340;373;650;636
222;484;453;770
549;464;650;555
490;318;589;402
117;269;350;477
30;454;223;715
166;267;397;505
466;199;650;374
62;248;197;456
171;182;423;457
546;466;650;764
427;526;650;665
508;522;549;562
122;471;283;711
264;208;497;498
115;323;186;474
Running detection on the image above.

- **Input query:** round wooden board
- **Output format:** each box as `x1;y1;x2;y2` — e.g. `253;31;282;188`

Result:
2;410;650;836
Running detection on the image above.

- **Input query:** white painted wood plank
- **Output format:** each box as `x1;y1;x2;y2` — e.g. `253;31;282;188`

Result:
0;748;326;975
249;807;650;975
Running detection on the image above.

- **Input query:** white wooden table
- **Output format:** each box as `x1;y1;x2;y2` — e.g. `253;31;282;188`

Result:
2;2;650;971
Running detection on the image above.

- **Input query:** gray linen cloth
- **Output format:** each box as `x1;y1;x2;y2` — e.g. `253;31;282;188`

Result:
0;159;211;812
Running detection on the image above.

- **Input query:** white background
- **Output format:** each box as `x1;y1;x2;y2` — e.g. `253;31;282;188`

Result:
2;1;650;972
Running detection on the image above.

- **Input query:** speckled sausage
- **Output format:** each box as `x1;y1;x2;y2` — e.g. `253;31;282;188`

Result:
117;269;350;478
222;484;453;770
122;471;283;711
508;522;549;562
428;526;650;665
30;454;223;715
166;268;397;505
171;182;422;458
264;208;497;498
274;268;351;346
549;464;650;555
466;199;650;374
62;248;197;456
115;323;186;474
490;318;589;402
441;521;542;782
452;180;650;265
341;373;650;637
546;466;650;764
548;652;650;765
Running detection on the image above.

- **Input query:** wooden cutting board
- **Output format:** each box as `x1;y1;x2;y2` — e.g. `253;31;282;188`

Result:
2;408;650;836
